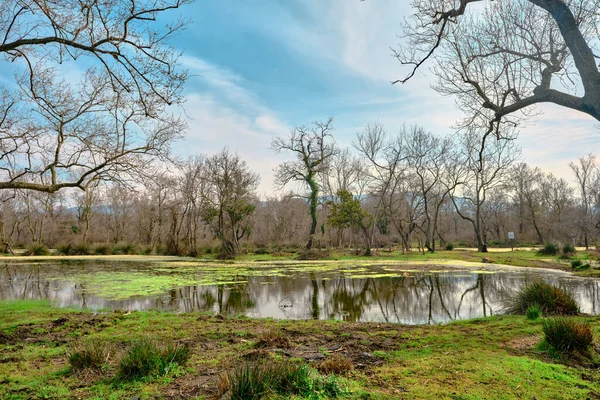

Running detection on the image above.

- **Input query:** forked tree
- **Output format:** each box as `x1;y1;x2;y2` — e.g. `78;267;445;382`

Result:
0;0;190;193
271;118;336;249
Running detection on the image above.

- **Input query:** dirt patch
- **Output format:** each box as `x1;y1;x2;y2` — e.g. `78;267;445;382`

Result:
506;335;541;352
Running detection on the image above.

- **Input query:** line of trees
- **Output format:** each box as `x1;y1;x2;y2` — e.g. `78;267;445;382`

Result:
1;120;598;257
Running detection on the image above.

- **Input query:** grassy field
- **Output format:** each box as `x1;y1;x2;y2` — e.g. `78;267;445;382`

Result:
1;300;600;399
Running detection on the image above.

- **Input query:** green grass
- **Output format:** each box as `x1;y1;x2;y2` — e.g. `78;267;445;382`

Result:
542;317;593;355
223;361;345;399
118;337;190;380
505;281;579;316
2;300;600;399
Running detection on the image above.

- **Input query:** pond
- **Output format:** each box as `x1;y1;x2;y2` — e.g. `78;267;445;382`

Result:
2;260;600;324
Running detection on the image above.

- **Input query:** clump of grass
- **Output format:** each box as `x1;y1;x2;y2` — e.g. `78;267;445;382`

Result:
113;243;138;255
562;244;576;256
505;281;579;316
318;355;353;375
526;304;542;320
117;338;189;380
220;361;344;400
445;243;454;251
93;244;113;255
576;263;591;271
25;244;49;256
537;243;559;256
542;318;593;355
571;259;582;268
255;328;290;348
69;340;111;371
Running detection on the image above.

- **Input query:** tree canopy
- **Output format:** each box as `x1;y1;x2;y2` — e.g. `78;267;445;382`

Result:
396;0;600;136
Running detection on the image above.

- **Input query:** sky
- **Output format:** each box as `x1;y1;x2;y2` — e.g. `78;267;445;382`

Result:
3;1;597;196
168;1;599;196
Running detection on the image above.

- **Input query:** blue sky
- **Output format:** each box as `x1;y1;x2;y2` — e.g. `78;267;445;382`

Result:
169;1;599;195
2;1;597;195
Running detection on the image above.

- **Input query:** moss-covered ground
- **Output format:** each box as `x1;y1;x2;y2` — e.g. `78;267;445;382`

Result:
2;300;600;399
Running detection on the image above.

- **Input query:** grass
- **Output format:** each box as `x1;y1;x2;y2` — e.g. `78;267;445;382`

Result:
537;243;560;256
542;317;593;355
221;361;345;399
2;300;600;399
505;281;579;316
68;340;111;371
118;337;190;380
526;304;542;320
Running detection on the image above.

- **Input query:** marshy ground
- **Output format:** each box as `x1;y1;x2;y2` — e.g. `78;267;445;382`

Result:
1;249;600;399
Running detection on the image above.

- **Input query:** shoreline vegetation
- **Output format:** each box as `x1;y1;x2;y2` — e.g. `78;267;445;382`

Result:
2;246;599;276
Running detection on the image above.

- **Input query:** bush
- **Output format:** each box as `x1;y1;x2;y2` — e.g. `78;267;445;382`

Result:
57;243;90;255
220;361;344;400
57;244;73;255
445;243;454;251
297;249;331;260
562;244;576;256
537;243;559;256
571;259;582;268
542;318;593;354
117;338;189;380
25;244;49;256
69;340;111;371
94;244;113;255
505;281;579;316
526;304;542;320
113;243;138;255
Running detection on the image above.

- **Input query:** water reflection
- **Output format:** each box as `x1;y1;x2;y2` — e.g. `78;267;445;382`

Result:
2;262;600;324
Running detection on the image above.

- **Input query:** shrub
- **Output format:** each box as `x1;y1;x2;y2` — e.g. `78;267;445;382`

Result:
542;318;593;354
72;243;90;255
94;244;113;255
445;243;454;251
526;304;542;320
221;361;344;400
318;355;353;375
25;244;49;256
537;243;559;256
117;338;189;380
505;281;579;316
57;244;73;255
113;243;138;255
69;340;111;371
562;244;576;256
571;259;582;268
297;249;331;260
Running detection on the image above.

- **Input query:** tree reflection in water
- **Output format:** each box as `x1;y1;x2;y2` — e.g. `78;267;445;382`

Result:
2;262;600;324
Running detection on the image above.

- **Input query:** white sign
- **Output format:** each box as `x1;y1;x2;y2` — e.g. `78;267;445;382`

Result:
508;232;515;240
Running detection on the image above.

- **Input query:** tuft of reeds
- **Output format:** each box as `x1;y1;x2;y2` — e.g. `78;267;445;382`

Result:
505;281;579;316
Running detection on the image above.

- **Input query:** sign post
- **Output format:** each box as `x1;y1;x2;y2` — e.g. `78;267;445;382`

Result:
508;232;515;251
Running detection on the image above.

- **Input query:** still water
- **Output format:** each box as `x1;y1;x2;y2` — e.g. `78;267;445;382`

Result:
2;260;599;324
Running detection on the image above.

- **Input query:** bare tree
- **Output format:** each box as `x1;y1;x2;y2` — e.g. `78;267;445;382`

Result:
511;163;545;244
396;0;600;133
448;130;520;252
405;126;454;252
0;0;190;193
570;154;597;250
201;149;259;258
271;118;336;249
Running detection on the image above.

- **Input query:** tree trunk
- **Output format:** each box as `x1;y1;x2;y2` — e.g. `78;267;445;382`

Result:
306;174;319;249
